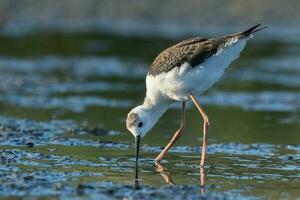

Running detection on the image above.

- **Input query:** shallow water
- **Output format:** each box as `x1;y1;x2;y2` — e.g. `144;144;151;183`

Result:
0;32;300;199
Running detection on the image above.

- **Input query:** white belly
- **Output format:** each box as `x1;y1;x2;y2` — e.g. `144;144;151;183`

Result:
146;39;247;102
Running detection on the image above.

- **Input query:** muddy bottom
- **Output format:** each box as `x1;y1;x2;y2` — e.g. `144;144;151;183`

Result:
0;116;299;199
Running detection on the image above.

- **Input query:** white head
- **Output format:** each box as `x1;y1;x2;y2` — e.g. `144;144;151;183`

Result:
126;98;168;138
126;105;158;138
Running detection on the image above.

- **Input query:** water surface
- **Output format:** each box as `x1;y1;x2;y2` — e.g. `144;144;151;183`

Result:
0;32;299;199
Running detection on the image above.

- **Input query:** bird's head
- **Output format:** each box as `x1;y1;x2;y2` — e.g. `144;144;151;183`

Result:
126;105;155;138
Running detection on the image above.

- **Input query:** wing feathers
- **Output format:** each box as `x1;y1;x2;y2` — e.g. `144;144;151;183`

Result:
148;24;266;76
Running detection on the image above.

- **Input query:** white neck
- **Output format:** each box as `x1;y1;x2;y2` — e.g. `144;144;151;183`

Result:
137;97;169;136
142;97;169;122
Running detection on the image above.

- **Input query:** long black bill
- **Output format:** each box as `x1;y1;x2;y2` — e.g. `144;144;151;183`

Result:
134;135;141;189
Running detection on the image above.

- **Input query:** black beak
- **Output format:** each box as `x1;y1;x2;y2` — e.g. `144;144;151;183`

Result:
134;135;141;189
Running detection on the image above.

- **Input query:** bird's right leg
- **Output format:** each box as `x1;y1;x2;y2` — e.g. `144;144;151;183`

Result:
155;101;186;164
189;93;210;168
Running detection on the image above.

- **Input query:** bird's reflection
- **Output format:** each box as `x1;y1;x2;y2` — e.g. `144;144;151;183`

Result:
155;163;175;185
200;166;205;194
134;176;140;190
154;162;206;194
134;161;206;193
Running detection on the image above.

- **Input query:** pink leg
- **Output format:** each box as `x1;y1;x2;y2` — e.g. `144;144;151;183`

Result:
155;102;186;163
189;93;210;168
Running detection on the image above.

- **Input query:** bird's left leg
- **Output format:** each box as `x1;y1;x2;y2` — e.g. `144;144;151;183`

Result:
189;93;210;168
155;101;186;163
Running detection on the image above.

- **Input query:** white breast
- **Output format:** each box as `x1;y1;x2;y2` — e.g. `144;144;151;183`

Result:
146;39;248;102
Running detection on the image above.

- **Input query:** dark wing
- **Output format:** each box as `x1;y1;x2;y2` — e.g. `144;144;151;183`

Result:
148;24;266;76
148;37;225;76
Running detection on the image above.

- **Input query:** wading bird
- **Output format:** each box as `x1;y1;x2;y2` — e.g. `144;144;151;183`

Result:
126;24;266;182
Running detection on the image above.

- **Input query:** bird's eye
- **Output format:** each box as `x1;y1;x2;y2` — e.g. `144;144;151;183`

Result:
138;122;143;128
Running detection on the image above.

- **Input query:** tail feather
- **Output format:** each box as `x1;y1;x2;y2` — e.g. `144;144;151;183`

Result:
222;24;266;48
239;24;267;38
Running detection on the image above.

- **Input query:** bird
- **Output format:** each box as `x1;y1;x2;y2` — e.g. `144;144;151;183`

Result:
126;24;266;181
